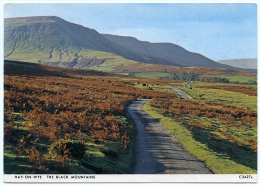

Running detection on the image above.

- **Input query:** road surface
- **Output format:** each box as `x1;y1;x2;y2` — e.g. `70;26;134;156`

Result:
127;99;212;174
166;86;193;99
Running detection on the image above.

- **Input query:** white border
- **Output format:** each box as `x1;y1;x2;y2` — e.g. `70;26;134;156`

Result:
1;0;259;185
3;174;259;183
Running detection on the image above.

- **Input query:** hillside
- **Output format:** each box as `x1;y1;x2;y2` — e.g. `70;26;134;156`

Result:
4;60;177;174
218;58;257;70
103;34;238;69
5;16;237;71
4;16;155;67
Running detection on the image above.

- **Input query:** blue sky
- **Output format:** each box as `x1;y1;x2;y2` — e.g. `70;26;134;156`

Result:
3;3;258;61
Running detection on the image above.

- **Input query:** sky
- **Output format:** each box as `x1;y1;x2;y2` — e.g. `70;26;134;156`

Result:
2;1;258;61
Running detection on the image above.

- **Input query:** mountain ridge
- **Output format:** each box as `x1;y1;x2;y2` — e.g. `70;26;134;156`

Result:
4;16;239;71
103;34;237;69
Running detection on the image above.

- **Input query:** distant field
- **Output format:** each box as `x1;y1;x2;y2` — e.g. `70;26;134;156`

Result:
134;72;170;79
201;74;257;83
122;70;257;86
134;83;181;94
179;81;257;111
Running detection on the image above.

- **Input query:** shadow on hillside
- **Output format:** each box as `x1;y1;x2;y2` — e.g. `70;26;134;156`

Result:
4;156;33;174
186;125;257;170
4;60;72;78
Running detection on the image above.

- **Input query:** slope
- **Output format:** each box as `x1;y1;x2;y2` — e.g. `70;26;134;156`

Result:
4;16;154;66
103;34;239;69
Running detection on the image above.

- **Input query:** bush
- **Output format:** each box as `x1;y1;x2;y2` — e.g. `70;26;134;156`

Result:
51;140;86;160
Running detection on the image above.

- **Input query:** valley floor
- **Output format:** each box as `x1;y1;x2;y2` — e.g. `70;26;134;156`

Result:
3;60;257;175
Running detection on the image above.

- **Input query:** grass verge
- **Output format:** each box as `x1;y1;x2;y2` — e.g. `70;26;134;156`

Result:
142;101;257;174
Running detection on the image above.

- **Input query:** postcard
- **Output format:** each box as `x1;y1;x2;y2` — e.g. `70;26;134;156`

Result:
1;0;258;184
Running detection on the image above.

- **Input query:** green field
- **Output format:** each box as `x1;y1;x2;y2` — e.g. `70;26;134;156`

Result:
202;74;257;83
179;81;257;111
134;72;170;79
134;83;177;93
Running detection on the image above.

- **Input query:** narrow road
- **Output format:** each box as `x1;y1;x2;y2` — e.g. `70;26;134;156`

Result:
128;99;212;174
166;86;193;99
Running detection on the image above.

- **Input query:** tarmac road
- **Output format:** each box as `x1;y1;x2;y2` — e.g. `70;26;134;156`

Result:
166;86;193;99
127;99;212;174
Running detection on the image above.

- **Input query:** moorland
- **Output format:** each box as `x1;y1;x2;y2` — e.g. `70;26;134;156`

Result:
3;16;257;174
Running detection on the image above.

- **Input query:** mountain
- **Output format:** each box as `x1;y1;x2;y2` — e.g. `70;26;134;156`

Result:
4;16;157;67
103;34;238;69
4;16;237;70
218;58;257;70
